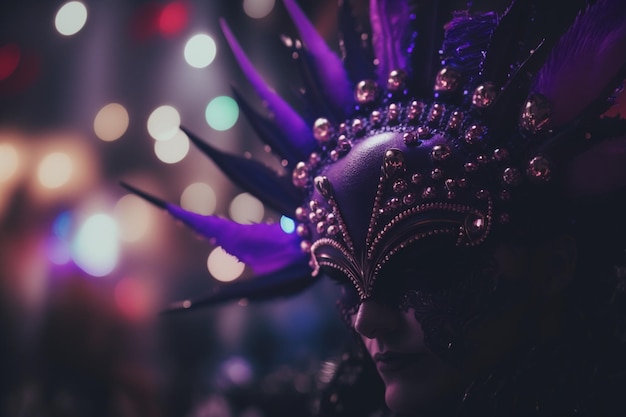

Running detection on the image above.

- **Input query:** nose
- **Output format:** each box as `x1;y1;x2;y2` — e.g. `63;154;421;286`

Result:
354;299;399;339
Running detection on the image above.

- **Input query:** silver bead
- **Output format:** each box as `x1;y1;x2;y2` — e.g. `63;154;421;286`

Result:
403;131;419;146
316;221;326;234
387;197;402;209
434;67;461;92
502;167;522;186
464;162;478;173
326;212;336;223
351;118;365;136
387;103;400;122
327;225;339;236
457;178;468;188
300;240;311;253
476;189;489;200
403;193;416;205
520;92;551;133
431;168;444;180
314;176;332;199
493;148;509;162
354;79;378;105
407;100;425;121
472;82;497;108
447;111;463;130
416;126;431;140
428;103;445;123
476;154;489;165
444;179;456;190
336;136;351;155
292;161;310;188
422;186;436;199
329;149;339;161
296;223;309;238
383;149;406;178
411;173;423;184
464;124;484;145
392;179;407;194
526;155;551;182
295;206;308;222
431;144;452;162
309;152;321;166
370;110;382;125
387;69;407;92
313;118;333;143
309;199;319;211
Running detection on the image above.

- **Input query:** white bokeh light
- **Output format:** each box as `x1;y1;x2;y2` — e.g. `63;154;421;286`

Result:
94;103;129;142
0;143;19;182
154;129;190;164
207;247;245;282
55;1;88;36
114;194;153;242
37;152;73;189
180;182;217;215
72;214;119;277
205;96;239;131
243;0;275;19
184;34;217;68
229;193;264;224
147;105;181;141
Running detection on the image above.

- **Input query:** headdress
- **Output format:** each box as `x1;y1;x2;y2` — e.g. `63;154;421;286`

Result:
123;0;626;312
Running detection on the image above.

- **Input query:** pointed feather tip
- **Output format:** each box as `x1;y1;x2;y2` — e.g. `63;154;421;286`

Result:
119;182;167;210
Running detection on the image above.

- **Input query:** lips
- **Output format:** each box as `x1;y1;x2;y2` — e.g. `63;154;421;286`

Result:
373;351;428;372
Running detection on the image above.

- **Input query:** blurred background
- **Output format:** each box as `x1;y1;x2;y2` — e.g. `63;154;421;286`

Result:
0;1;358;416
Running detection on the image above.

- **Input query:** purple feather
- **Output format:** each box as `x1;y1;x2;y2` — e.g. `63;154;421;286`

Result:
370;0;412;87
282;0;353;115
167;204;306;276
534;0;626;126
220;19;316;154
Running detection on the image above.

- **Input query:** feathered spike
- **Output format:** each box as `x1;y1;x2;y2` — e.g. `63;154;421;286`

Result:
533;0;626;127
338;0;375;85
162;262;314;314
182;127;301;215
282;0;353;116
232;86;305;167
370;0;412;87
220;19;316;155
121;183;307;276
480;0;531;87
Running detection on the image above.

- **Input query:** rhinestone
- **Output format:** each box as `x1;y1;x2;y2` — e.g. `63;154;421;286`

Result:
493;148;509;162
314;176;332;199
520;92;551;133
403;131;420;146
431;168;444;180
434;67;461;92
313;118;333;143
300;240;311;253
309;152;321;166
428;103;445;123
416;126;432;139
422;186;436;199
526;155;551;182
387;103;400;122
431;144;452;162
392;179;407;194
327;225;339;235
464;162;478;173
387;69;407;92
295;207;308;222
292;161;310;188
352;118;365;136
411;173;423;184
407;101;425;121
403;193;416;205
316;221;326;234
502;167;522;186
355;79;378;104
383;149;406;178
370;110;382;125
444;179;456;190
472;82;498;108
447;111;463;130
296;223;309;238
464;124;484;145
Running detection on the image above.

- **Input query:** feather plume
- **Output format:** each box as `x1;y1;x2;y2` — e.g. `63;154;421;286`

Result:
220;19;316;155
338;0;375;84
534;0;626;126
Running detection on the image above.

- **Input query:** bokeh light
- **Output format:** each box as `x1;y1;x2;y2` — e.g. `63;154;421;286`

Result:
205;96;239;131
55;1;88;36
72;213;119;277
46;236;72;265
229;193;264;224
180;182;217;215
184;34;217;68
280;215;295;233
154;128;190;164
158;1;189;36
243;0;276;19
115;277;155;321
207;246;245;282
94;103;129;142
37;152;73;189
0;43;20;81
221;356;253;386
114;193;153;242
147;105;181;141
0;143;19;182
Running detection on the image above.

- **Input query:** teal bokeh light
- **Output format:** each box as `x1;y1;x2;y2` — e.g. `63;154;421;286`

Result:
205;96;239;131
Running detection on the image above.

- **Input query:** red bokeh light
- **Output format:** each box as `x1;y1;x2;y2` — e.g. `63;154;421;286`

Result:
158;1;189;37
0;43;21;81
